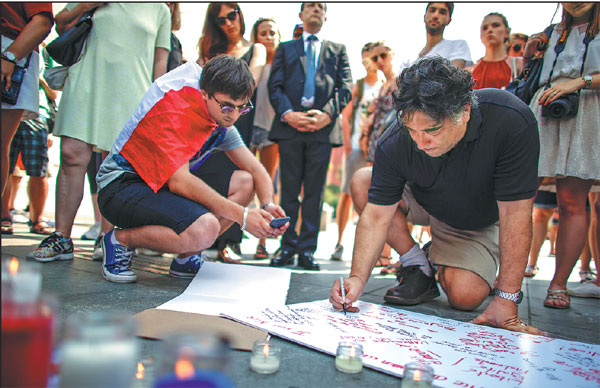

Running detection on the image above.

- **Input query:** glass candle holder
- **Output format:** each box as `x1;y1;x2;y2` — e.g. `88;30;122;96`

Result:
249;340;281;374
153;333;232;387
59;312;138;388
402;362;434;388
1;258;55;388
335;341;363;374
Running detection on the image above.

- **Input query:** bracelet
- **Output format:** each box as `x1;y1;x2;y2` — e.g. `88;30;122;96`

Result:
262;202;276;210
240;207;249;231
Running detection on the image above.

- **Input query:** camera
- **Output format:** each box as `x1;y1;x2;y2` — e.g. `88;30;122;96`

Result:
541;92;579;119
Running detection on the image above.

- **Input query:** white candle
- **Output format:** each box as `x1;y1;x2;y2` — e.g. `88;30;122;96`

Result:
335;355;363;374
335;341;363;374
249;342;280;374
3;258;41;303
402;362;434;388
59;340;138;388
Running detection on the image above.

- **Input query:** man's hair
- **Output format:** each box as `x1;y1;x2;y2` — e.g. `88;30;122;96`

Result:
394;56;476;123
200;56;255;101
425;2;454;17
510;32;529;42
300;2;327;13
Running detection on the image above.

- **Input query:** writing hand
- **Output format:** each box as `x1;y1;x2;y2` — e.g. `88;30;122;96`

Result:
471;297;546;335
329;276;363;313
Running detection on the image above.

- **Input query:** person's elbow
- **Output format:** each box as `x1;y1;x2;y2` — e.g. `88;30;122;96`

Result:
33;14;54;36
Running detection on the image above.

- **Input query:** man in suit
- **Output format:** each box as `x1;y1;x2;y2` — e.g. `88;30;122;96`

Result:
268;2;352;270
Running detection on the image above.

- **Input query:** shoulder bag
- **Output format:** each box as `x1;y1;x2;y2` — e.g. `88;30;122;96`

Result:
46;9;95;66
1;54;32;105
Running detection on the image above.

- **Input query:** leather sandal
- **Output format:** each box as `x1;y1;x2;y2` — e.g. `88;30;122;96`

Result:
1;217;13;235
254;244;269;260
217;247;241;264
543;289;570;309
375;255;393;267
523;265;538;278
29;220;54;235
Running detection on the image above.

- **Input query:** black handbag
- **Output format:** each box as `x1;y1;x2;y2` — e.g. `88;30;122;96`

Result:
1;54;32;105
505;25;555;105
46;10;95;66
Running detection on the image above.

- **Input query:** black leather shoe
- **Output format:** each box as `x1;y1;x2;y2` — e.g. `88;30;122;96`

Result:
270;249;296;267
383;265;439;306
297;252;320;271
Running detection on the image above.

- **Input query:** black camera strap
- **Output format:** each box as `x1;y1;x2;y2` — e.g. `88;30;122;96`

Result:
546;22;594;89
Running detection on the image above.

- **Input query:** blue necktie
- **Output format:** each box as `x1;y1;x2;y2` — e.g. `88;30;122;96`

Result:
303;35;317;103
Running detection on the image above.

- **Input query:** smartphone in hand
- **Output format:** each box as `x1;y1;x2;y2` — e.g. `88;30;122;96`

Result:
270;217;290;228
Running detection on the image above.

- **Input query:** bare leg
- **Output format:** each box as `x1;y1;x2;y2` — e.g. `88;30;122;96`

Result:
55;137;93;238
27;176;49;223
549;211;559;255
1;176;14;219
1;109;24;197
256;144;279;253
8;173;22;210
438;266;490;311
590;193;600;287
546;177;593;307
527;207;553;267
335;192;352;245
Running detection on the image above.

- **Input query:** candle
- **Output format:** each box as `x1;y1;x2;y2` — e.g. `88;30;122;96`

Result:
335;342;363;374
249;340;280;374
402;362;434;388
1;258;54;388
58;312;138;388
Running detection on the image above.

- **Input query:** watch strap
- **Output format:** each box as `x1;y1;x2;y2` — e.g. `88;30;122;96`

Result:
493;288;523;305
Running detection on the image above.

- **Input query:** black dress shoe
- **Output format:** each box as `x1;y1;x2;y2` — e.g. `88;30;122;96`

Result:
298;252;320;271
270;249;296;267
383;265;439;306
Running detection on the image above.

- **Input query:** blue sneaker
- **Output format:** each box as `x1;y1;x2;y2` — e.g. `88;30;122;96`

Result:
169;253;205;278
102;230;136;283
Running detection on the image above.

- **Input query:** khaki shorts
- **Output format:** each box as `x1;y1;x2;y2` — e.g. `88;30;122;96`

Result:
402;185;499;288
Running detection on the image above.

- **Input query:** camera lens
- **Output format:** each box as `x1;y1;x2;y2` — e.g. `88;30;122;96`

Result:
547;99;569;119
512;44;522;52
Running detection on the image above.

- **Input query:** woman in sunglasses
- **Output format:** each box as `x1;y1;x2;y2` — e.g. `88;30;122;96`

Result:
197;3;257;264
471;12;524;89
198;3;250;66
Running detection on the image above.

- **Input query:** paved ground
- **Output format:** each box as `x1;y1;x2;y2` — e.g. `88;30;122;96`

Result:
2;214;598;387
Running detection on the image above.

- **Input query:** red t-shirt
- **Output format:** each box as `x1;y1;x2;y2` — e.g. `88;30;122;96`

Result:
1;2;53;42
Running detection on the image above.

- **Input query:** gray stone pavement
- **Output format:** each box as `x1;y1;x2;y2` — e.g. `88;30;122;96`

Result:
2;219;599;387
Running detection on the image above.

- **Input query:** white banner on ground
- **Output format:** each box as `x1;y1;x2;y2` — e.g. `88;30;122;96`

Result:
156;262;291;316
224;300;600;388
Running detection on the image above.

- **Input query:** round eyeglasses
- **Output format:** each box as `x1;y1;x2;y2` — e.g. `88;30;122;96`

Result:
211;95;253;115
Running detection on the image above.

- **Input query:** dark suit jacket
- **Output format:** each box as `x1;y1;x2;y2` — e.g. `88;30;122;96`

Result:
267;38;352;146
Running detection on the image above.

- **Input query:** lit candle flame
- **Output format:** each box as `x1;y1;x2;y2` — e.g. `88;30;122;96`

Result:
414;369;422;382
174;359;195;380
136;362;145;380
8;257;19;274
262;344;270;357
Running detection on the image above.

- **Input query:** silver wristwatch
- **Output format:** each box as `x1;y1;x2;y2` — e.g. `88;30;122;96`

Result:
493;288;523;305
1;50;17;64
262;202;276;210
582;75;593;89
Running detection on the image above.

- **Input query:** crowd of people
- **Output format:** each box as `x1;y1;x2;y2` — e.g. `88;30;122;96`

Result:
1;2;598;334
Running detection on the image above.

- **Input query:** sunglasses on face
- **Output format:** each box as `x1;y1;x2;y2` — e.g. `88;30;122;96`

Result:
212;95;253;115
217;9;238;26
371;52;388;62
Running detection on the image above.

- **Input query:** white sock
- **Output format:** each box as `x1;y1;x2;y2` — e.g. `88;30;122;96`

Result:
111;231;123;246
174;255;193;264
399;243;432;277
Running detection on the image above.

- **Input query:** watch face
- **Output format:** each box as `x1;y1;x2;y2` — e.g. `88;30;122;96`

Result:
2;51;17;62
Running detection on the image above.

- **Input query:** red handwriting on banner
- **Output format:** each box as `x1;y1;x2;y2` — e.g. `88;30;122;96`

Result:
553;361;600;384
326;315;383;335
409;348;442;365
462;358;527;385
459;330;519;354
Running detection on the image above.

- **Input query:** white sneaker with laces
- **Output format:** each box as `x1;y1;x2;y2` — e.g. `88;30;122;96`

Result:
81;222;101;240
568;282;600;298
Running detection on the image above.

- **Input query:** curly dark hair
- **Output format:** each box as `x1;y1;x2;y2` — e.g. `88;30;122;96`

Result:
394;56;476;123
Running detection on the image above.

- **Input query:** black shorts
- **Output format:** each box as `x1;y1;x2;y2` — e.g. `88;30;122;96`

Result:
533;190;557;209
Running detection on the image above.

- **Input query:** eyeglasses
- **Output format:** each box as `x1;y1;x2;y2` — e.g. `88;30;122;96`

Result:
371;52;388;63
217;9;239;26
211;95;253;115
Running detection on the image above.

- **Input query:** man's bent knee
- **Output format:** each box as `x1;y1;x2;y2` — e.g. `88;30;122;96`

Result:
438;267;489;311
350;167;372;213
230;170;254;204
179;214;220;252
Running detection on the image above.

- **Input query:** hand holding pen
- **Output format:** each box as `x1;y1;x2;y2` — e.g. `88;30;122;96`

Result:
330;276;362;313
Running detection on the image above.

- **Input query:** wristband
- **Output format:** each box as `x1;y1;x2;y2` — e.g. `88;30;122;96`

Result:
240;207;249;231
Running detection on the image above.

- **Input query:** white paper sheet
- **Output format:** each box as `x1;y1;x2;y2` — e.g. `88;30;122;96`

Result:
224;300;600;388
156;262;291;316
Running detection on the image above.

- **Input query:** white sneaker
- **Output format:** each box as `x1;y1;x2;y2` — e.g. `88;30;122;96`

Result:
81;222;101;240
568;282;600;298
92;234;104;261
136;248;163;257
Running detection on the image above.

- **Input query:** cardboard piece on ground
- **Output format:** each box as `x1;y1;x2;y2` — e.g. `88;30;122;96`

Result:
134;308;266;351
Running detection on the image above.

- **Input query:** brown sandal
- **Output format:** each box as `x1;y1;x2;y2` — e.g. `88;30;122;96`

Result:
375;256;392;267
543;289;570;309
217;247;241;264
29;220;54;235
1;217;13;235
254;244;269;260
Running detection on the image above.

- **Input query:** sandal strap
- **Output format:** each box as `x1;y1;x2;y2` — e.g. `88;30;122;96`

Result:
546;289;569;300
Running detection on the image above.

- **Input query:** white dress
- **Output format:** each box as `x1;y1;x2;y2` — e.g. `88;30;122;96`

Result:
530;23;600;186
